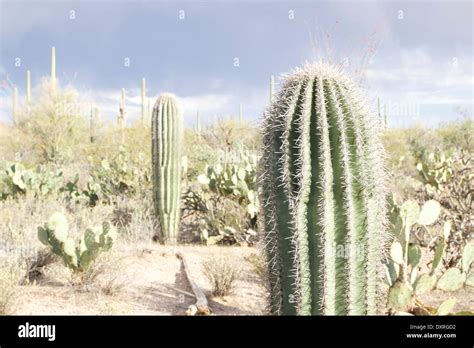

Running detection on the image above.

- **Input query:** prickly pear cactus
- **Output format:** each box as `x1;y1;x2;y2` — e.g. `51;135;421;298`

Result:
151;93;183;244
260;63;387;315
38;212;116;272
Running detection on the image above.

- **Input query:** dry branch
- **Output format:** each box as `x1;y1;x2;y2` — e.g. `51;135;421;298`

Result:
176;252;210;315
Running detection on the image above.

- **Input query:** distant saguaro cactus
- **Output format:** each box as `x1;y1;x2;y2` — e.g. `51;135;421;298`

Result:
26;70;31;111
141;78;147;124
260;62;387;315
12;86;18;124
152;93;183;244
50;46;57;95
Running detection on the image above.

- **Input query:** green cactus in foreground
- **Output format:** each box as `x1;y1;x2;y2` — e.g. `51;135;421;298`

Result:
38;212;116;273
260;62;387;315
152;93;183;244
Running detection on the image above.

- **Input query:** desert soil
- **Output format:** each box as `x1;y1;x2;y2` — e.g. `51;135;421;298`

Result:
13;244;267;315
12;243;473;315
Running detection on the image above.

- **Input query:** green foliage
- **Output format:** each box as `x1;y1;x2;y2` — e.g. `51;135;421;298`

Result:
415;149;472;269
0;161;63;200
260;63;387;315
89;148;151;203
14;80;90;165
198;152;259;218
38;212;116;273
436;268;465;292
386;197;441;311
184;151;259;246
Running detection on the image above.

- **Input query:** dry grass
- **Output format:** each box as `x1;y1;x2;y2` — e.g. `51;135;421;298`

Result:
0;262;24;315
202;255;241;297
244;252;267;281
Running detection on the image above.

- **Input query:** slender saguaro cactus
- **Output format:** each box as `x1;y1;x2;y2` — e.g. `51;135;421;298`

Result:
269;75;275;103
118;88;126;130
90;106;99;143
12;86;18;124
196;111;201;135
141;78;146;123
147;99;151;123
377;97;382;127
151;93;183;244
26;70;31;111
260;62;387;315
51;46;56;95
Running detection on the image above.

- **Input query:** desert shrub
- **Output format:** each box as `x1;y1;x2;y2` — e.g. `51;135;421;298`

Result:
87;147;151;204
23;248;56;283
184;130;217;180
244;252;267;280
386;195;474;315
202;255;241;296
0;262;24;315
0;161;63;200
436;117;473;153
414;149;473;268
38;212;117;275
183;152;259;246
14;79;90;165
111;195;156;242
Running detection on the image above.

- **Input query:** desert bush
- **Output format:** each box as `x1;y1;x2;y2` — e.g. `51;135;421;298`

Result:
183;152;259;246
23;248;56;284
0;262;24;315
202;255;241;296
87;147;151;204
38;212;117;274
415;149;472;268
0;161;63;200
244;252;267;281
14;79;90;165
386;195;474;315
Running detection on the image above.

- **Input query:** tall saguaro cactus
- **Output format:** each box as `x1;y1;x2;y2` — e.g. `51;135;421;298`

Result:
152;93;183;244
260;63;387;315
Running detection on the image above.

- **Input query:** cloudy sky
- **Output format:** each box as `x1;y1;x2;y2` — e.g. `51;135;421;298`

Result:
0;0;472;127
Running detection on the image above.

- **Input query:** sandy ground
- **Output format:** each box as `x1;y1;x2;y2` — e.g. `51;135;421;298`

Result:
13;244;267;315
11;243;473;315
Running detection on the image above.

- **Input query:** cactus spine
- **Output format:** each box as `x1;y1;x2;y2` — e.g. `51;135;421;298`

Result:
141;78;146;124
260;63;387;315
152;93;183;244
